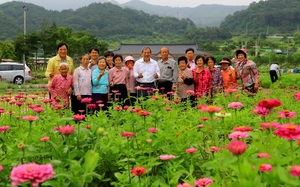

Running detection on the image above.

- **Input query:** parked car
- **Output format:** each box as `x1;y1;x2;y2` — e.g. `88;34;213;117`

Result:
0;62;32;85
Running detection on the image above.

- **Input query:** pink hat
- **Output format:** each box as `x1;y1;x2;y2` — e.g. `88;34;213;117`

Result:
124;56;135;63
235;48;248;58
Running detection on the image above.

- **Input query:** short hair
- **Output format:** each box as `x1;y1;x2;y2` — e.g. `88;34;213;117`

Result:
113;54;123;62
141;46;152;54
195;55;205;64
97;56;107;64
205;56;216;65
177;56;188;65
104;51;114;57
80;54;89;60
89;47;99;54
57;42;68;50
59;62;68;69
185;48;194;54
160;47;169;53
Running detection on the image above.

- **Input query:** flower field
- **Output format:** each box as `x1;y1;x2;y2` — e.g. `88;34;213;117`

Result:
1;87;300;187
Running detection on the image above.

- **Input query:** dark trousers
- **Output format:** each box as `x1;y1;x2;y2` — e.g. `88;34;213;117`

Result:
92;93;108;111
156;80;173;94
125;93;137;106
71;95;91;114
136;82;155;98
110;84;128;104
269;70;278;83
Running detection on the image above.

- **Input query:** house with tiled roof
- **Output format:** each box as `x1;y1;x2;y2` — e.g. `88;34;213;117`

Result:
112;44;211;60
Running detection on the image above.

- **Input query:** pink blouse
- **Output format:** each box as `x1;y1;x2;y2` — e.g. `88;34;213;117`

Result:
48;74;72;107
192;68;212;97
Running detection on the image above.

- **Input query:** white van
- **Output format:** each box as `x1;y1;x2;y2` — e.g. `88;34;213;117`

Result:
0;62;32;85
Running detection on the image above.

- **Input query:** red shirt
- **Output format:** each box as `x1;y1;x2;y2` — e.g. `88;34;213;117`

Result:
192;68;211;97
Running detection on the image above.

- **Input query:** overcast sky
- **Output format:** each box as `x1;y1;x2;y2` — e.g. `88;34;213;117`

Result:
0;0;261;8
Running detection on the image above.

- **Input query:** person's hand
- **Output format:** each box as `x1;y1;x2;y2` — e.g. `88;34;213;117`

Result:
67;88;72;95
181;74;185;80
138;73;143;78
154;73;158;79
49;73;54;78
77;95;82;101
110;81;114;87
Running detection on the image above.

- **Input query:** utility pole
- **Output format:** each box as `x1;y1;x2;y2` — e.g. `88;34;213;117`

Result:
23;6;28;85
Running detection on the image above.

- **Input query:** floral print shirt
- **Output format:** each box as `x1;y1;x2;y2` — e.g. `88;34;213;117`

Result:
192;68;211;97
177;68;194;98
73;66;92;96
236;60;259;87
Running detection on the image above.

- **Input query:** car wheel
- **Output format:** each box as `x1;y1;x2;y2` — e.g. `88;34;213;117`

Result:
14;76;24;85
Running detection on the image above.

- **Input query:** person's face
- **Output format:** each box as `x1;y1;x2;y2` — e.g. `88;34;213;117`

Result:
160;48;169;60
237;53;246;61
196;58;204;67
98;59;106;70
81;55;89;67
207;59;214;68
179;61;187;70
89;49;99;60
58;45;67;59
142;48;151;61
221;63;229;70
186;51;194;61
114;57;123;68
106;56;113;64
126;61;134;69
59;65;68;77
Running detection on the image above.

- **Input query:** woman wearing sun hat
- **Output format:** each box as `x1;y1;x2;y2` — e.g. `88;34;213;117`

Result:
235;48;259;95
219;57;237;90
124;55;136;105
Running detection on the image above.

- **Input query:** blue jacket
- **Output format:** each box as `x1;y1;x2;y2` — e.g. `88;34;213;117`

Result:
92;69;109;94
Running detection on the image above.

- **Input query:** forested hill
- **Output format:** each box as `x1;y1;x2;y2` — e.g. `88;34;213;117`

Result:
220;0;300;36
0;1;195;42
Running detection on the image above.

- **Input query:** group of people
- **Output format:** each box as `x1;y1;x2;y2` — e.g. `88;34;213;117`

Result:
45;43;260;114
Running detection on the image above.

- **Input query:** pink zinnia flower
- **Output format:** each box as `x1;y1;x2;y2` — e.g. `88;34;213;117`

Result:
274;124;300;140
227;141;247;155
41;99;52;104
293;92;300;101
23;116;39;122
87;104;96;109
165;108;172;111
210;146;221;152
257;152;270;159
224;88;237;93
10;163;55;187
259;122;280;130
259;164;273;172
121;132;135;138
228;102;244;109
40;136;50;142
228;131;249;139
0;165;3;171
185;148;197;154
73;114;85;121
277;110;296;119
198;124;204;128
148;127;158;133
233;126;253;132
81;97;92;103
159;155;176;161
186;90;195;95
200;117;209;121
177;183;193;187
32;107;45;113
58;125;75;135
0;126;10;133
252;106;270;117
113;106;123;111
290;165;300;177
194;177;213;187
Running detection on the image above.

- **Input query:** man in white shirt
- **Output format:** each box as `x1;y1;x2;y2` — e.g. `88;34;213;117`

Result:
269;63;281;83
133;47;160;97
185;48;195;70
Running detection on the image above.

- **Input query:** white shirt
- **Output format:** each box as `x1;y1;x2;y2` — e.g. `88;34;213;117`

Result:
270;64;280;71
133;58;160;83
188;60;195;70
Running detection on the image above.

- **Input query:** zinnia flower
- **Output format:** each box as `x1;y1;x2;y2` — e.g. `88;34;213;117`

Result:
0;126;10;133
252;106;270;117
138;110;150;116
131;166;146;176
121;132;135;138
10;163;55;187
32;107;45;113
258;99;282;109
159;155;176;161
227;141;247;155
177;183;193;187
277;110;296;119
23;116;39;122
293;92;300;101
209;146;221;153
81;97;92;103
274;124;300;140
257;152;271;159
290;165;300;177
40;136;50;142
259;164;273;172
73;114;85;121
194;177;213;187
228;131;249;139
259;122;280;130
201;105;222;113
228;102;244;109
148;127;158;133
233;126;252;132
58;125;75;135
185;148;197;154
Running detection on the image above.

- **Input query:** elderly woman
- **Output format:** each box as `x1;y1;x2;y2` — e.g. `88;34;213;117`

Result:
192;55;211;98
206;56;223;98
235;49;259;95
219;57;237;90
48;63;73;108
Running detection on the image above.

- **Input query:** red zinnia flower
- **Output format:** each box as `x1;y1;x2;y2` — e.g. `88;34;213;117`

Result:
121;132;135;138
73;114;85;121
81;97;92;103
185;148;197;154
58;125;75;135
257;152;271;159
233;126;253;132
138;110;150;116
0;126;10;133
131;166;146;176
274;124;300;140
227;140;247;155
201;105;222;113
258;99;282;109
40;136;50;142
